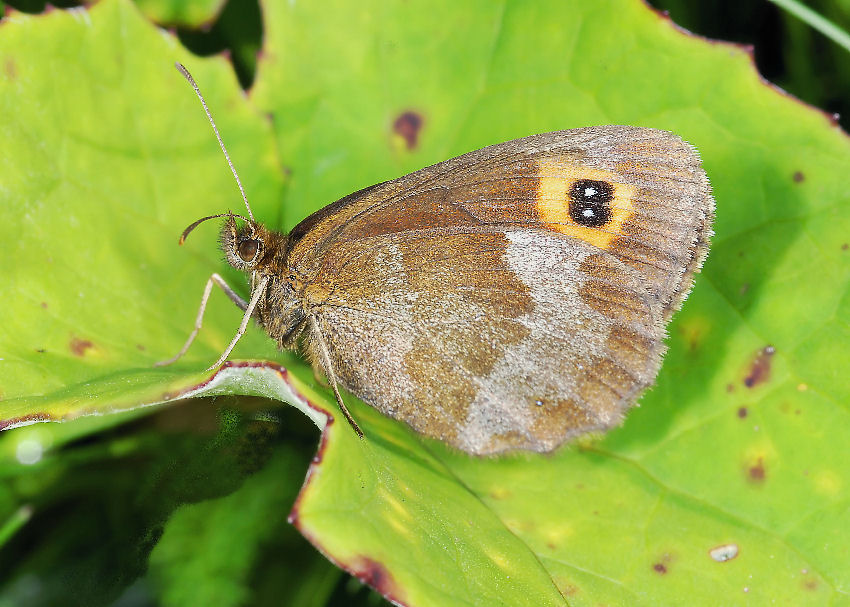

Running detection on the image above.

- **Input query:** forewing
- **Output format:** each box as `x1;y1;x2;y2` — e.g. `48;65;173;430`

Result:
288;126;714;317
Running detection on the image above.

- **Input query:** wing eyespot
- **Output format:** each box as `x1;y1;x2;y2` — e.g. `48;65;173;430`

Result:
568;179;614;227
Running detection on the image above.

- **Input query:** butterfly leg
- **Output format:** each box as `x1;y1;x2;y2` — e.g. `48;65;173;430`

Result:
154;273;249;367
204;276;269;371
308;316;364;439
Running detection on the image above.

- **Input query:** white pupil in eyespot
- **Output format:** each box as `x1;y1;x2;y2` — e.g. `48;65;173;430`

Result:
582;208;595;218
584;186;597;197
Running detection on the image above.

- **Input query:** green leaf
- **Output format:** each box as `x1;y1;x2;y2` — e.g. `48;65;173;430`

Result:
0;397;288;607
146;440;341;607
2;0;850;605
0;0;285;420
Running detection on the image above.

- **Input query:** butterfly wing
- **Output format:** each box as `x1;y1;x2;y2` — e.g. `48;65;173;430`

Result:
287;127;713;454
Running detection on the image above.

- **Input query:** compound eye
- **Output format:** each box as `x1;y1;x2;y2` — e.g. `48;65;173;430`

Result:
237;239;259;262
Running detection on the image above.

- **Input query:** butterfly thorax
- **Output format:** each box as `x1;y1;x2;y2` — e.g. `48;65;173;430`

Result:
218;217;307;349
254;272;306;351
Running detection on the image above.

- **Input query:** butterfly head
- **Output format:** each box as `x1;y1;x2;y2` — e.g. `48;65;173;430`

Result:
178;212;286;277
219;213;266;271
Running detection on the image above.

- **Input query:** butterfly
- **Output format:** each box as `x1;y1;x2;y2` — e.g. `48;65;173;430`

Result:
158;63;714;456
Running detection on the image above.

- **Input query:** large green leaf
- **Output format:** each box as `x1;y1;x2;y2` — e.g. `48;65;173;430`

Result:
145;437;343;607
0;0;285;412
1;0;849;605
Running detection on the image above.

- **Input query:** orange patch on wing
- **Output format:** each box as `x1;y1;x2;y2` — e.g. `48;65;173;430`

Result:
536;157;636;250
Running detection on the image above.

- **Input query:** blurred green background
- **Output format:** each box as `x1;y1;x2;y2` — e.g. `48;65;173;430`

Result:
1;1;849;606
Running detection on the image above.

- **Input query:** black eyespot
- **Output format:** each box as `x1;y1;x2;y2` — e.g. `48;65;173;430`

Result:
237;239;259;262
568;179;614;227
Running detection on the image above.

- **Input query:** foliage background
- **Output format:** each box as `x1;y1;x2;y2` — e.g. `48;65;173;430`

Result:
1;0;849;606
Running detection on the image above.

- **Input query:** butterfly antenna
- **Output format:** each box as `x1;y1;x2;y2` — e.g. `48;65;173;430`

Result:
175;62;254;222
178;212;251;245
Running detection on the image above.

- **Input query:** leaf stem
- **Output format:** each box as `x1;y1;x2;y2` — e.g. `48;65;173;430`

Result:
0;505;32;546
768;0;850;54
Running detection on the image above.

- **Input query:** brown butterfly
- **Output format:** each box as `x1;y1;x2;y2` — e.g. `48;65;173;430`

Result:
158;63;714;456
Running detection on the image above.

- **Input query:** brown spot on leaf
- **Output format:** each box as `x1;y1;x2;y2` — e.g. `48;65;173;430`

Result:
136;344;146;351
842;243;849;251
792;170;805;183
69;337;94;357
4;58;16;80
393;111;423;150
651;552;675;575
737;407;748;419
726;383;735;393
351;557;403;601
36;349;46;354
748;457;766;483
744;345;775;388
40;302;48;309
803;576;818;591
558;582;579;596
